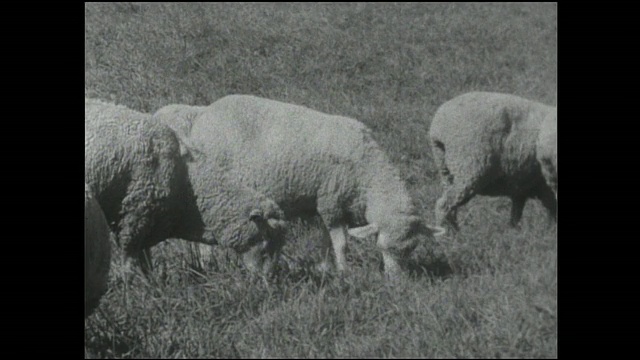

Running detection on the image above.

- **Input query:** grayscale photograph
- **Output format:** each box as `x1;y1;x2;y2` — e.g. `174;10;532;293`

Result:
85;2;557;358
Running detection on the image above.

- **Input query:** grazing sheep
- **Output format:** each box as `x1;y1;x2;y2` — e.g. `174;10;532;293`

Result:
429;91;557;230
154;95;445;279
188;155;289;274
85;183;111;317
85;98;208;273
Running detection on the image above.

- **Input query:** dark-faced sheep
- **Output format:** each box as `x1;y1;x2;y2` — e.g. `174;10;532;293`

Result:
154;95;445;279
429;91;557;230
85;183;111;317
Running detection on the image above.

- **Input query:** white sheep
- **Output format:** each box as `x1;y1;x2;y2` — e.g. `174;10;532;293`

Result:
86;98;288;275
85;98;210;273
154;95;445;279
188;154;289;274
429;91;557;230
85;183;111;317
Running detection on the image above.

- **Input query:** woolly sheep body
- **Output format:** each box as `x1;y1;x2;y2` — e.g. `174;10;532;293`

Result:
429;91;557;229
188;156;288;274
85;98;208;272
154;95;444;278
85;183;111;318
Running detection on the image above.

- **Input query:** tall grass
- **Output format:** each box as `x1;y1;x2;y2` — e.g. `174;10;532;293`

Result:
85;3;557;358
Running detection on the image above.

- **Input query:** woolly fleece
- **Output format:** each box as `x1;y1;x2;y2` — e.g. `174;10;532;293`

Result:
429;91;557;229
85;98;206;269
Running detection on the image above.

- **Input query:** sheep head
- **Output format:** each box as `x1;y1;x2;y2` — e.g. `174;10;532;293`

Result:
236;206;288;275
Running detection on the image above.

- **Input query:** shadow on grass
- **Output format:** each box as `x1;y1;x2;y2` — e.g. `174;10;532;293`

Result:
270;256;337;288
406;255;455;279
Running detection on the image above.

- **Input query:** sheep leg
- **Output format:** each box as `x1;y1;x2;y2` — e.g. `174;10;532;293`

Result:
311;216;338;272
435;181;478;231
328;226;349;272
316;234;335;272
317;197;350;272
376;233;405;280
509;195;527;227
382;251;401;279
538;187;557;226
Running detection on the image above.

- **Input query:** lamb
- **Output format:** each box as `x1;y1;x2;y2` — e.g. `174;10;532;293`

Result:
429;91;558;230
153;94;445;279
85;183;111;318
85;98;208;272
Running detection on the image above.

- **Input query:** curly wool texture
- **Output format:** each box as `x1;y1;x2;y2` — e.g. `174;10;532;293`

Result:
155;95;432;255
429;91;557;227
85;98;205;260
152;104;207;141
85;183;111;318
152;104;208;158
188;157;287;254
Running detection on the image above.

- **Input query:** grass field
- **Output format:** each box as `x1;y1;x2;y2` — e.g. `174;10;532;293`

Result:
84;3;557;358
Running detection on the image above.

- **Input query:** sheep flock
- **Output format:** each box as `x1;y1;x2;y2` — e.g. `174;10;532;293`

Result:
85;91;556;314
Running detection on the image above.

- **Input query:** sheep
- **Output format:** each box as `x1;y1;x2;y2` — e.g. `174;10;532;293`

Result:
85;98;209;273
187;154;289;274
85;183;111;318
86;98;288;275
153;94;445;279
429;91;557;230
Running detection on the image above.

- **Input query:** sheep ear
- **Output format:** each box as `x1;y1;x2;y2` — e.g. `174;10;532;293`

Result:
249;209;264;222
348;224;379;238
426;225;446;237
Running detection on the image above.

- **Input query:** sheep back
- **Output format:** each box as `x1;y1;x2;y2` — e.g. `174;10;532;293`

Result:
188;95;414;228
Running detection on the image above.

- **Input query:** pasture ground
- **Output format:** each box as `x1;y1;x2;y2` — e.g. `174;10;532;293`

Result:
85;3;557;358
